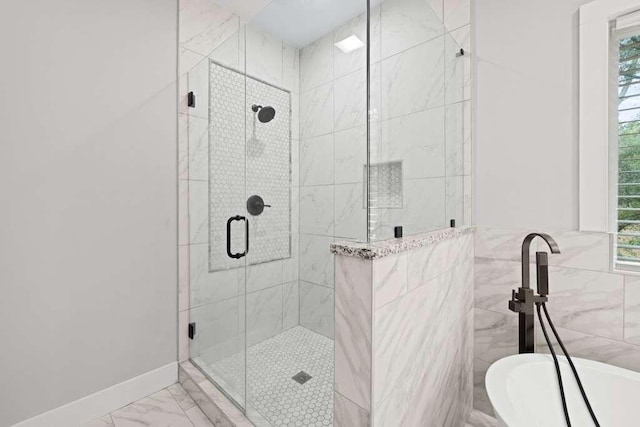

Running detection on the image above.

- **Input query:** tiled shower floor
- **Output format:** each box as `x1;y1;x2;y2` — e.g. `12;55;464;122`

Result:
195;326;334;427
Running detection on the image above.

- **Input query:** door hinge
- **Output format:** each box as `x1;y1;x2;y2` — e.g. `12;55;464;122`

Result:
188;322;196;340
188;91;196;108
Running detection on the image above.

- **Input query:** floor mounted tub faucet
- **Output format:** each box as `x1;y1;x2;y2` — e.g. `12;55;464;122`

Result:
508;233;561;353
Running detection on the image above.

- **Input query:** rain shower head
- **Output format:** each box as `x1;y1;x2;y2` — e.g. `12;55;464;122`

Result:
251;104;276;123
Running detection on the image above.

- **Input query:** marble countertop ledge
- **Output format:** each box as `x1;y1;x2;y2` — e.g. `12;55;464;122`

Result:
330;226;475;260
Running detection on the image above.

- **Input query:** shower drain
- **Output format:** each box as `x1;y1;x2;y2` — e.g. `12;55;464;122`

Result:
292;371;312;384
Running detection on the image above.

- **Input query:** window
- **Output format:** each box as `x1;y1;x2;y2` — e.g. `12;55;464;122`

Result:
615;25;640;267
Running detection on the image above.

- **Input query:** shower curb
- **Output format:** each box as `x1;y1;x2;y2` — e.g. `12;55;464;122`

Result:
179;361;253;427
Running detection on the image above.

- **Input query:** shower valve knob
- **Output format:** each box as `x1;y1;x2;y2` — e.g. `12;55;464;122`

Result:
247;195;270;216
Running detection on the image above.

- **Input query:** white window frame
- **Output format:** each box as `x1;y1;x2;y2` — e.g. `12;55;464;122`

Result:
579;0;640;233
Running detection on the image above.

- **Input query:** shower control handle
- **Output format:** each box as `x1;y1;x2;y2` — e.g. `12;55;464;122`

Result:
247;195;271;216
226;215;249;259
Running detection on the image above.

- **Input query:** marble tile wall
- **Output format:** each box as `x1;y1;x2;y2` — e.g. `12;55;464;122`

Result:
335;229;474;426
369;0;473;240
178;0;301;364
297;0;473;338
473;227;640;416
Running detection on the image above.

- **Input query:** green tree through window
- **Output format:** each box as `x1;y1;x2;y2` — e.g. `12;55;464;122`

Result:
617;34;640;261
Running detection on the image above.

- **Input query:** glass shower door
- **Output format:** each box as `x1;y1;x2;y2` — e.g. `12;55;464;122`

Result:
188;53;249;410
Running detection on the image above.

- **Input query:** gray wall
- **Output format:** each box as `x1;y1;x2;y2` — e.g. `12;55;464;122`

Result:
0;1;178;424
475;0;591;230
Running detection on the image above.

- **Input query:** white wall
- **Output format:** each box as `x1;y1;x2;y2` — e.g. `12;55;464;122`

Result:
475;0;592;230
0;1;178;425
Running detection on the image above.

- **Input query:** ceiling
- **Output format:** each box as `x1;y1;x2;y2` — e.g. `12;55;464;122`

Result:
216;0;383;48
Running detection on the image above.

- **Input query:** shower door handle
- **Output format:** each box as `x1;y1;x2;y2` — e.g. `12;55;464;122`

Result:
226;215;249;259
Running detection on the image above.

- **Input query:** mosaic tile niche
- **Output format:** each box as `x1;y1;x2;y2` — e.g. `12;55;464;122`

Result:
208;61;291;271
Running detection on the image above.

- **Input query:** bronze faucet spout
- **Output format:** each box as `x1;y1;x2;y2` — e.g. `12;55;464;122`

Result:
521;233;560;290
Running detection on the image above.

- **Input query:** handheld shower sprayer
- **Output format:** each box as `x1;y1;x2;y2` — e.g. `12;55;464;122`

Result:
509;234;600;426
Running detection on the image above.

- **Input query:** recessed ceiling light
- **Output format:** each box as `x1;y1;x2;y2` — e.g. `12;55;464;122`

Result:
334;35;365;53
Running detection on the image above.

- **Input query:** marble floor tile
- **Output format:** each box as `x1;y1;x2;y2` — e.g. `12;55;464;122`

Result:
86;415;114;427
168;383;196;412
473;358;494;416
466;409;498;427
184;406;215;426
110;389;194;427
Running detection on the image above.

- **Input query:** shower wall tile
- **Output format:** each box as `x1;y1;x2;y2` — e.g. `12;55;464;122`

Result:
474;258;530;315
445;32;465;105
445;101;471;176
464;175;472;225
335;255;372;410
188;180;208;244
334;392;370;427
246;259;284;294
545;266;623;341
449;24;472;101
474;227;536;262
179;74;189;115
443;0;471;32
246;285;283;347
282;44;300;93
334;232;473;426
334;126;367;185
299;234;335;287
379;107;446;179
299;134;334;186
299;280;334;339
373;256;473;426
463;100;472;175
534;324;640;374
334;183;367;241
300;186;335;236
625;276;640;344
189;243;241;306
300;82;334;139
188;115;209;181
333;11;375;79
190;297;241;363
291;94;300;140
245;25;283;87
179;309;190;363
180;47;206;77
536;230;610;272
380;0;444;59
474;308;518;364
179;245;190;312
473;358;494;415
179;180;189;246
283;234;299;283
187;57;210;120
381;177;446;236
300;33;334;91
334;69;367;131
208;29;241;70
178;114;189;180
179;0;239;57
291;139;300;187
381;35;445;120
373;253;408;309
283;280;299;330
445;175;464;225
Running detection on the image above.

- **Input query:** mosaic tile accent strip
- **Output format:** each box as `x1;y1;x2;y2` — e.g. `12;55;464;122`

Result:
331;226;475;260
209;61;291;271
198;326;334;427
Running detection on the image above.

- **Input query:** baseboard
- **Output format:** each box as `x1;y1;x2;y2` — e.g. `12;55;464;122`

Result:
13;362;178;427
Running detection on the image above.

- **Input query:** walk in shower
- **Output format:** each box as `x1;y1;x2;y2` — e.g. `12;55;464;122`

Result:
179;0;470;424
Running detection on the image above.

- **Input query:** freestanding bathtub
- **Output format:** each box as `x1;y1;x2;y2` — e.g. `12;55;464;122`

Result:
486;353;640;426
